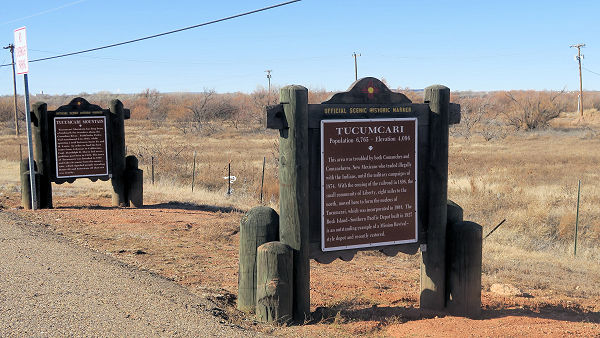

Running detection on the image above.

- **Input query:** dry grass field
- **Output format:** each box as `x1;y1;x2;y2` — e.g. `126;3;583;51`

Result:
0;100;599;335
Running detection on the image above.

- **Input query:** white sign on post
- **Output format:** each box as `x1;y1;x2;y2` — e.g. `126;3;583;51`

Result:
14;26;29;75
14;26;36;209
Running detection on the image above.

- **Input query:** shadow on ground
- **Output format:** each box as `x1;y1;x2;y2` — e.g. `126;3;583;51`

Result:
307;302;600;325
53;201;244;214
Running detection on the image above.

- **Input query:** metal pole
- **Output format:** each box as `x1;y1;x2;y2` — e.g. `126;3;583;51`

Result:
151;156;155;185
3;44;19;136
23;73;37;210
352;52;360;81
574;180;580;256
260;156;265;203
227;161;231;195
191;151;196;192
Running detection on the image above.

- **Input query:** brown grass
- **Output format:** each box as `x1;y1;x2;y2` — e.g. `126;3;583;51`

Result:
0;97;599;334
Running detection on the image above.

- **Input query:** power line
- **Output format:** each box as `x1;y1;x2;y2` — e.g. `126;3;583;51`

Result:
583;66;600;76
1;0;300;68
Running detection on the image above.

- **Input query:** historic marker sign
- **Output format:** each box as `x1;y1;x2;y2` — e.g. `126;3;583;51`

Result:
54;116;108;178
321;118;418;251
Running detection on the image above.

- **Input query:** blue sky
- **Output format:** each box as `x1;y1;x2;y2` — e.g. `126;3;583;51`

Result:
1;0;599;95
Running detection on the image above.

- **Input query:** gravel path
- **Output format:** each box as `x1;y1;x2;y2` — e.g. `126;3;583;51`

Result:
0;210;262;337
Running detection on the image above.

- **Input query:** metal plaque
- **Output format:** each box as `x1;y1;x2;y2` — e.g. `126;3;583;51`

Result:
54;116;108;178
321;118;418;251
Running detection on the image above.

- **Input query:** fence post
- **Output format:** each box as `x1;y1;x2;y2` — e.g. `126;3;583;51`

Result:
420;85;450;311
151;156;155;185
278;85;310;322
260;156;265;204
191;151;196;192
575;180;581;256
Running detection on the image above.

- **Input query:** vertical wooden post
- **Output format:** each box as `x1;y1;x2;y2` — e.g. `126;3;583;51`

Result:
420;85;450;311
256;241;294;323
191;151;196;192
20;159;39;210
278;85;310;322
110;99;127;207
447;221;482;318
151;156;155;185
238;206;279;312
125;155;143;208
31;102;52;209
260;156;265;204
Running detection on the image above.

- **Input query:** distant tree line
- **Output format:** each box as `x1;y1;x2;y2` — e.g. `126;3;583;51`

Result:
1;88;599;137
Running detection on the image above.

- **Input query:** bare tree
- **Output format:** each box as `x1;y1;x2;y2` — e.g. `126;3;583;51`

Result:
504;90;566;130
182;90;239;134
143;89;168;124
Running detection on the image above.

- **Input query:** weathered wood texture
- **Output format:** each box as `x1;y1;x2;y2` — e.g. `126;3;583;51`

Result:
447;221;482;318
109;99;127;206
322;77;412;104
420;85;450;311
237;206;279;312
256;241;293;323
447;200;463;226
278;85;310;321
20;159;40;210
125;155;143;208
31;102;52;208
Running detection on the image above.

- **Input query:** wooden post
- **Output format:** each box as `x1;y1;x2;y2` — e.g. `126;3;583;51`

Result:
260;156;265;204
110;99;127;207
447;221;482;318
238;206;279;312
420;85;450;311
125;155;143;208
20;159;40;210
191;151;196;192
256;241;293;324
151;156;155;185
447;200;463;226
31;102;52;209
278;85;310;322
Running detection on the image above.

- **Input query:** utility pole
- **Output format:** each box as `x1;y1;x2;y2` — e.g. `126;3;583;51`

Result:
352;52;361;81
265;69;272;93
570;43;585;118
3;44;19;136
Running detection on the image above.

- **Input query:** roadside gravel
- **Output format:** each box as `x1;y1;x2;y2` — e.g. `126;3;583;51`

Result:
0;210;264;337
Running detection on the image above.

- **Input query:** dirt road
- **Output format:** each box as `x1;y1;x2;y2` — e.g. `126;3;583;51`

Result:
0;210;261;337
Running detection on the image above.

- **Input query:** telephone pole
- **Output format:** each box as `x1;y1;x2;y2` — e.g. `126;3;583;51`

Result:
352;52;361;81
570;43;585;118
3;44;19;136
265;69;272;93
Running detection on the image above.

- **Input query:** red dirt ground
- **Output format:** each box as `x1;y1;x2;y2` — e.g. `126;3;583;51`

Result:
2;193;599;337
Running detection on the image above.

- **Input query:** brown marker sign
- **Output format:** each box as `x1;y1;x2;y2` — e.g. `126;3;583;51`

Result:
321;118;418;251
54;116;108;178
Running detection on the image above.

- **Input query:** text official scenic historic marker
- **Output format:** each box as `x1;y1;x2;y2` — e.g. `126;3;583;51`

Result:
256;77;483;323
321;118;418;251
